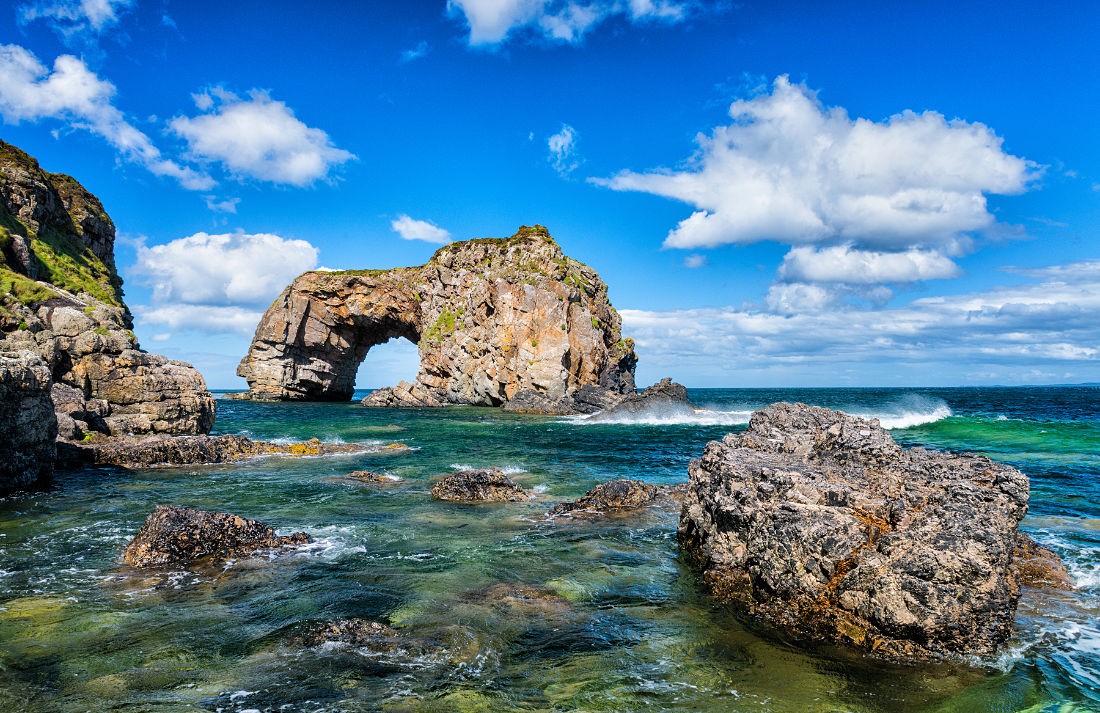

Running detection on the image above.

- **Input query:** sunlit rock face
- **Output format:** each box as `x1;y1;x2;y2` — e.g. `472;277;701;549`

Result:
0;140;215;441
679;402;1040;662
237;225;638;411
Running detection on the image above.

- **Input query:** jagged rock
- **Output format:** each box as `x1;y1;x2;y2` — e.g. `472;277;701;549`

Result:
60;434;411;469
0;140;215;441
588;378;695;421
501;383;627;415
121;505;311;567
678;402;1045;662
430;469;531;503
0;350;57;492
1013;533;1074;589
237;225;637;410
548;479;662;517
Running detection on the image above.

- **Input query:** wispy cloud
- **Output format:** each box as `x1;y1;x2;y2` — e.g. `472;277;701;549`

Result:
170;88;355;186
18;0;134;42
0;44;213;190
203;195;240;214
131;231;319;334
401;40;429;63
449;0;701;47
547;123;580;176
622;259;1100;385
391;214;452;244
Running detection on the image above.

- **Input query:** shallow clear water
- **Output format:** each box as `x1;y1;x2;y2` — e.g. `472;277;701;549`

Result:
1;387;1097;711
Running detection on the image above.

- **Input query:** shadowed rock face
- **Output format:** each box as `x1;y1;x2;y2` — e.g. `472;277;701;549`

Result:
121;505;311;567
237;225;637;407
679;402;1042;662
0;351;57;493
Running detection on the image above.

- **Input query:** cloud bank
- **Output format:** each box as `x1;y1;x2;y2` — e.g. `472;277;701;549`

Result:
449;0;696;46
0;44;213;190
170;89;355;186
132;232;319;334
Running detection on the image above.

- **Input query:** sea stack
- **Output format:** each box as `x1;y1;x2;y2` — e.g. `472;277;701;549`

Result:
236;225;638;412
678;402;1036;662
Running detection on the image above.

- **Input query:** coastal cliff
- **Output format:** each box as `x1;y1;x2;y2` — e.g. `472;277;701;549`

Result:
0;140;214;455
237;225;638;409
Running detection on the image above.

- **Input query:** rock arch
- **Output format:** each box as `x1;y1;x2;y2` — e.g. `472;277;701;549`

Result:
237;226;637;409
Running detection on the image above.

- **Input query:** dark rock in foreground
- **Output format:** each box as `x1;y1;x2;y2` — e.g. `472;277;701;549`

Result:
0;351;57;493
678;402;1043;662
60;434;410;469
431;469;531;503
122;505;311;567
588;378;696;421
548;479;662;517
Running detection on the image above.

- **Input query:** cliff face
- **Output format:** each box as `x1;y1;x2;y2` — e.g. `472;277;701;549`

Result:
238;225;637;408
0;351;57;493
0;140;215;441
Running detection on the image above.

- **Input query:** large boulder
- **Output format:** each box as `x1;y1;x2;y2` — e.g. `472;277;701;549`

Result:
678;402;1039;662
0;350;57;492
237;225;637;410
588;378;696;421
1;139;215;441
121;505;311;567
548;479;662;517
430;469;531;503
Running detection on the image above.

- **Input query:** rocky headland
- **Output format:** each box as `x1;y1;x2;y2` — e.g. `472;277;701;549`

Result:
0;140;215;489
677;402;1058;662
236;225;639;412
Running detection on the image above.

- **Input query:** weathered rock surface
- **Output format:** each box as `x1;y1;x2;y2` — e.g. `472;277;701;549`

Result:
0;350;57;492
60;434;410;469
0;140;215;441
678;402;1042;662
431;469;531;503
588;378;696;421
548;479;663;517
121;505;311;567
344;469;402;485
1013;533;1074;589
237;225;637;410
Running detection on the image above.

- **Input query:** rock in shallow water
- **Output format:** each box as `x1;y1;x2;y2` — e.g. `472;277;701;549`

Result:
431;469;531;503
678;401;1045;662
587;378;696;422
121;505;310;567
0;350;57;493
548;479;663;517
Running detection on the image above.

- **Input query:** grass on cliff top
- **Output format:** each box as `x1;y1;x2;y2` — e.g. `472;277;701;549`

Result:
0;140;40;173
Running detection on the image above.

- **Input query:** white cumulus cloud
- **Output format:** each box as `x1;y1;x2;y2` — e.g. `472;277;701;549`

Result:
0;44;213;190
132;231;319;333
596;75;1039;252
391;215;452;244
449;0;696;46
170;89;355;186
547;123;580;176
778;245;961;284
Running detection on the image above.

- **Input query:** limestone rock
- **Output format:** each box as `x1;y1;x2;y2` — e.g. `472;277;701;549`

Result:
0;350;57;492
548;479;662;517
1;139;215;441
237;225;637;410
431;469;531;503
678;402;1043;662
588;378;696;421
121;505;311;567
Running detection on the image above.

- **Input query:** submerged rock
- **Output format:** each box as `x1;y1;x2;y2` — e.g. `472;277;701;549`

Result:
121;505;311;567
431;469;531;503
467;583;572;617
0;350;57;493
61;434;410;469
344;469;402;485
588;378;696;422
678;402;1043;662
548;479;662;517
237;225;637;411
300;619;402;649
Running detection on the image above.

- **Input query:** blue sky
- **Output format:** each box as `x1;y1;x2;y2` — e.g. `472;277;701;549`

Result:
2;0;1098;388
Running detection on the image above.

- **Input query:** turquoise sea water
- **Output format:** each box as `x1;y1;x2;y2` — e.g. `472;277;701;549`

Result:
0;386;1097;711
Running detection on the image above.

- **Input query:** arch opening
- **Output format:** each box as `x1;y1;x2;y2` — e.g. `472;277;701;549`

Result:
354;336;421;392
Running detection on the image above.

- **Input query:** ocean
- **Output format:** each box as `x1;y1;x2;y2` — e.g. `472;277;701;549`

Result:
0;386;1097;711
